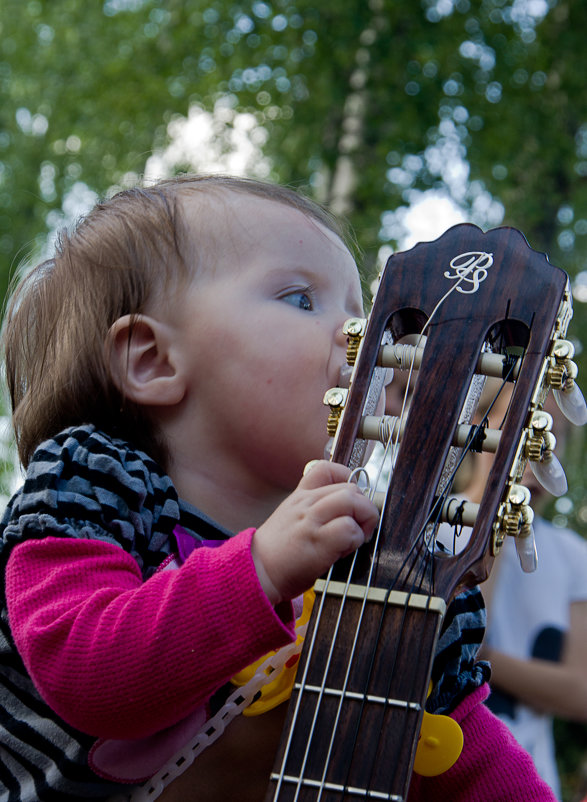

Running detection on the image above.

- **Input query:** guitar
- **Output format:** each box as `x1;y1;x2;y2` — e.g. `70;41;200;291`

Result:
127;224;583;802
265;223;581;801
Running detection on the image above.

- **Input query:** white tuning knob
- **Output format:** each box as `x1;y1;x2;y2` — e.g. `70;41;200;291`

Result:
554;383;587;426
515;526;538;573
529;452;568;497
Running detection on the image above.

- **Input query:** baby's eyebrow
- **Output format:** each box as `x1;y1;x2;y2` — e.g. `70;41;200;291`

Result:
265;265;315;281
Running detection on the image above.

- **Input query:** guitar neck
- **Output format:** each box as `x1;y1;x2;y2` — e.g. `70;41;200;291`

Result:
266;580;445;801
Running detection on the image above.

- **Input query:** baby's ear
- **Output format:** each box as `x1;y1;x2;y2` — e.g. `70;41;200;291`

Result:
107;315;186;406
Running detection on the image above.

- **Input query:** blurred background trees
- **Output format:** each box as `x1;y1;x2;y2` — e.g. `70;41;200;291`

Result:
1;1;586;794
3;0;585;529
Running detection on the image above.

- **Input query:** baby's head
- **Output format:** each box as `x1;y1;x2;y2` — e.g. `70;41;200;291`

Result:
4;175;359;472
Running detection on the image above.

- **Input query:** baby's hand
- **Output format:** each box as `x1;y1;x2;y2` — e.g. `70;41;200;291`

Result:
251;461;379;606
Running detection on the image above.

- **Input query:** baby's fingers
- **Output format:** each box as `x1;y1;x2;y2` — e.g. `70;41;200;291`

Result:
299;461;379;535
299;459;354;490
314;483;379;541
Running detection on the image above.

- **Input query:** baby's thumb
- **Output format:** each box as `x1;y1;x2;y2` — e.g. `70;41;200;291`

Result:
299;460;352;490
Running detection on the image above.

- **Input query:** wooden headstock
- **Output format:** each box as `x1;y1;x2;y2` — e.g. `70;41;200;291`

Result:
327;223;572;603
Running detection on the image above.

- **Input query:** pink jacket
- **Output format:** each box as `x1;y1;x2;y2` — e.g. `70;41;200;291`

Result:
6;529;295;739
6;532;556;800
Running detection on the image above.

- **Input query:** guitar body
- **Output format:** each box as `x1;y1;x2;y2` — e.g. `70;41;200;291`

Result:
152;705;288;802
266;224;571;801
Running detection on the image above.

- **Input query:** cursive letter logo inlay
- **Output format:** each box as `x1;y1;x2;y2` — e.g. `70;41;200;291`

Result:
444;251;493;294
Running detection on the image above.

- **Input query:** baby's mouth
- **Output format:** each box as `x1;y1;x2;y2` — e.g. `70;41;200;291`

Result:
337;362;394;390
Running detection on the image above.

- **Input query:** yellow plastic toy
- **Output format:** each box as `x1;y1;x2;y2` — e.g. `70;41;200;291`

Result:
230;589;315;717
412;683;464;776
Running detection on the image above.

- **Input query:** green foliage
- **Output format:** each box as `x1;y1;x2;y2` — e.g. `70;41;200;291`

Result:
1;0;585;537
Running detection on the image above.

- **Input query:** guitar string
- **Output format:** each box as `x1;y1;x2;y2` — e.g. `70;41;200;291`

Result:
297;370;424;802
270;390;418;800
319;327;526;800
310;343;431;802
311;287;483;802
275;268;485;800
331;389;520;802
374;359;524;800
271;350;421;799
350;366;519;802
278;480;399;802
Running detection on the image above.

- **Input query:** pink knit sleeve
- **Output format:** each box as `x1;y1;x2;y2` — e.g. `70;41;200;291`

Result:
5;531;295;740
408;683;557;801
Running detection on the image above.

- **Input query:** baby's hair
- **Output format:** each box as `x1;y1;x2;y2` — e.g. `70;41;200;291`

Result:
2;174;353;468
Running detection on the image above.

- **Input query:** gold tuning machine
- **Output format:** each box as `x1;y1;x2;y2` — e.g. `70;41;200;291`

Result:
523;410;556;463
522;409;568;496
493;484;534;555
343;318;367;366
323;387;348;437
547;339;578;391
545;338;587;426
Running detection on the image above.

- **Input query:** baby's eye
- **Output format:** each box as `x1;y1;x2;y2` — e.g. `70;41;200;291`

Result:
281;289;314;311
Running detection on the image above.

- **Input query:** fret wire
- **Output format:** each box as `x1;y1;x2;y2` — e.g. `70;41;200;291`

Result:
292;684;422;710
270;774;404;800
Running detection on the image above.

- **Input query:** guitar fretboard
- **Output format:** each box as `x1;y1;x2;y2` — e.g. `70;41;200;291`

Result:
267;583;445;801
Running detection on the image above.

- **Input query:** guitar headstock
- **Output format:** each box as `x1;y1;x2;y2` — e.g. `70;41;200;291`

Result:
324;223;584;605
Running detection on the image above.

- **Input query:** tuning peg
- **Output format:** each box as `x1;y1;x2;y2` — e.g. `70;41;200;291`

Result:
343;317;367;366
547;340;587;426
554;383;587;426
515;525;538;573
529;452;568;497
323;387;348;437
495;485;537;572
524;411;568;496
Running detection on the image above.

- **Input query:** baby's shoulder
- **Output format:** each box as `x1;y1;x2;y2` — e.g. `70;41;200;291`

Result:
2;425;179;568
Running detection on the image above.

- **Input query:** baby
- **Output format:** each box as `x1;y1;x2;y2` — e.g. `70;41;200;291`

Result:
0;175;555;801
